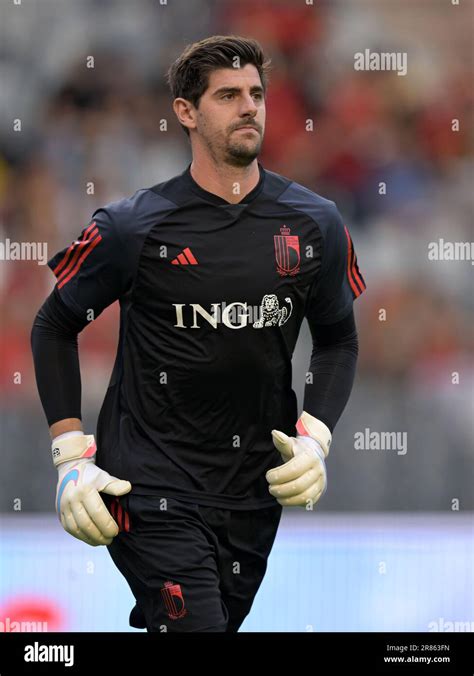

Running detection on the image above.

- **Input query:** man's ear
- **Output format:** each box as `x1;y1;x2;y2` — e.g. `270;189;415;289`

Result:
172;98;197;133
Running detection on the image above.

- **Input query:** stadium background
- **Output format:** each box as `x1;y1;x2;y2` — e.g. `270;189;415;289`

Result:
0;0;472;632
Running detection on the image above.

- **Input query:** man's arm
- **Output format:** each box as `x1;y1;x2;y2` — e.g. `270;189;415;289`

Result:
303;307;359;434
31;286;87;436
267;207;366;507
295;210;366;451
33;207;132;436
31;288;131;546
266;310;359;508
31;208;134;545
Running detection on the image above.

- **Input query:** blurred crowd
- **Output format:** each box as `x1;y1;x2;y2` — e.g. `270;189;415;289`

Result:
0;0;472;510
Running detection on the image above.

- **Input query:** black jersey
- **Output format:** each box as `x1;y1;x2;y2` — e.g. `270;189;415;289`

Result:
47;163;366;509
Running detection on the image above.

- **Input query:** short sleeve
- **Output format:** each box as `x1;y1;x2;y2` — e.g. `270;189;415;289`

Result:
306;207;366;326
47;208;127;320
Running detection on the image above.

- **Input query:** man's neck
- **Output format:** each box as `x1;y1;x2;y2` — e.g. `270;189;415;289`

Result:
189;157;260;204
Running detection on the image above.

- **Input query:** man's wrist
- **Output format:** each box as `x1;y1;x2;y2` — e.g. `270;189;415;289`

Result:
295;411;332;457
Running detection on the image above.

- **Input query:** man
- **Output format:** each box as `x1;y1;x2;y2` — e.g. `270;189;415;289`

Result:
31;35;366;632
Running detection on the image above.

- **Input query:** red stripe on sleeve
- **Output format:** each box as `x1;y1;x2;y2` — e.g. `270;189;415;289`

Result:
53;222;97;277
57;234;102;289
343;225;362;297
56;227;99;284
351;255;366;294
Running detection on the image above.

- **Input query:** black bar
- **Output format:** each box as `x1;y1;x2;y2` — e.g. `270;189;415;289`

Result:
0;631;472;674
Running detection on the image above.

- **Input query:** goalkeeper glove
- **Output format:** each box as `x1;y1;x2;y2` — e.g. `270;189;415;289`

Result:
52;432;131;546
266;411;331;508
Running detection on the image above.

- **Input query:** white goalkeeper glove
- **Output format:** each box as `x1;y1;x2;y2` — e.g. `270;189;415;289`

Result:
52;431;131;546
266;411;332;508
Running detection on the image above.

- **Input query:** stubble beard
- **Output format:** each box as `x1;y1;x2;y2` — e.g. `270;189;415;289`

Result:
224;133;263;167
225;143;261;167
202;125;263;168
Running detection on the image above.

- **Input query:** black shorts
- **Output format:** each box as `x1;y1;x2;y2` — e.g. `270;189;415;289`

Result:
104;493;283;632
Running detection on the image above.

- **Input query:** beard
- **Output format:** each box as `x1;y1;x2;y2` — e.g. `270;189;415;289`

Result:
199;120;263;168
224;133;263;167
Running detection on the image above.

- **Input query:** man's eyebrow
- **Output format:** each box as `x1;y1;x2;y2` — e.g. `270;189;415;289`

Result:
212;85;264;96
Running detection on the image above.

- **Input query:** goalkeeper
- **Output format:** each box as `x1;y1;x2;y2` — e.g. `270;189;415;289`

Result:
31;35;365;632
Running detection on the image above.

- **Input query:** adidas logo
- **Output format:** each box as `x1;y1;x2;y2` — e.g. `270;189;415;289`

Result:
171;247;198;265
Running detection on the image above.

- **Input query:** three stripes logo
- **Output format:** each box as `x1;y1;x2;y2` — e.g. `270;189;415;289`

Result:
171;247;198;265
53;221;102;289
344;225;366;298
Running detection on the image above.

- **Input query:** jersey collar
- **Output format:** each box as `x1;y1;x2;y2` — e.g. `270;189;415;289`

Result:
183;162;266;207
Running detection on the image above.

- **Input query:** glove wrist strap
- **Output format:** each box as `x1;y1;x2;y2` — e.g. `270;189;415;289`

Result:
51;434;96;467
295;411;332;457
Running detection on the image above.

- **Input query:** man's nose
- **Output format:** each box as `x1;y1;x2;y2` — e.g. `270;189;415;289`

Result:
239;94;258;117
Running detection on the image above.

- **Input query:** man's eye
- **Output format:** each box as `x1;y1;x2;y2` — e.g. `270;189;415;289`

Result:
222;93;234;100
252;93;263;101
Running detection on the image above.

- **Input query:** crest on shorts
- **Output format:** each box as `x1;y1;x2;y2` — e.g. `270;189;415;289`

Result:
274;226;300;276
161;581;187;620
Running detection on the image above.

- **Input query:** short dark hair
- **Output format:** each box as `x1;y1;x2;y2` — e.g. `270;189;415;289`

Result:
166;35;271;136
